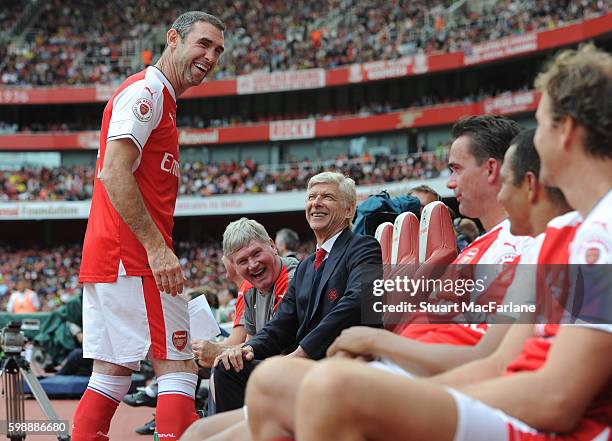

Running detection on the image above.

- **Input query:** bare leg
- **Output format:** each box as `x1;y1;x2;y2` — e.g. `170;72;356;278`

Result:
180;408;245;441
151;358;198;376
93;359;133;376
246;356;317;441
295;359;458;441
204;421;251;441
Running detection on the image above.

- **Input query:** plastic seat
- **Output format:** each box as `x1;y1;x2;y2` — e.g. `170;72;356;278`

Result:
391;211;419;265
375;222;394;265
418;201;457;265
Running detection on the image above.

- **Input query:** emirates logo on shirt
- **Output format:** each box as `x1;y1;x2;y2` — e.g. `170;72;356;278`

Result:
161;152;180;177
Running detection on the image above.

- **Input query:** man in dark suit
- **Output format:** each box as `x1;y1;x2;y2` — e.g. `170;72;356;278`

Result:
211;171;382;413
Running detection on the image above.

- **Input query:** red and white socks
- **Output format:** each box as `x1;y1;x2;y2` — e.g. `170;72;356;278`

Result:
71;373;132;441
155;372;199;440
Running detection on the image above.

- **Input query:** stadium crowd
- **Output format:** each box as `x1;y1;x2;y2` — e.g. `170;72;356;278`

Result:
0;244;81;311
0;149;449;201
0;239;313;313
0;165;95;201
0;0;607;86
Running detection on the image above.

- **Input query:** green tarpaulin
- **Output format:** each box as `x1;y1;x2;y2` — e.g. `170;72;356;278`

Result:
0;295;82;365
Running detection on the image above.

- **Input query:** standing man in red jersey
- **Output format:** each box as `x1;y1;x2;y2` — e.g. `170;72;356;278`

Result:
74;11;225;441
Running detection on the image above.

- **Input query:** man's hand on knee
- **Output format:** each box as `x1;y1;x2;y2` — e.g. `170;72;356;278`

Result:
214;345;254;372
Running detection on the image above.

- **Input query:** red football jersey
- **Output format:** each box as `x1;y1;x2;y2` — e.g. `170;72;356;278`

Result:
402;219;532;344
454;219;532;265
80;67;179;283
505;211;581;374
507;202;611;427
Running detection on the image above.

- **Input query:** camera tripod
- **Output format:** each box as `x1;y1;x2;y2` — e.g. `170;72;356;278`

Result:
0;324;69;441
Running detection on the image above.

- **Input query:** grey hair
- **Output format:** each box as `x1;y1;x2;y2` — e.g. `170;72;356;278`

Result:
223;217;272;257
307;172;357;209
172;11;226;38
275;228;300;251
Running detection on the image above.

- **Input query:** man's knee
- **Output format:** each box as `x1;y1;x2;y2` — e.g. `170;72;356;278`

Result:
212;362;255;412
92;359;133;376
246;357;284;396
180;418;207;441
212;362;236;387
152;358;198;376
212;358;257;385
299;359;361;412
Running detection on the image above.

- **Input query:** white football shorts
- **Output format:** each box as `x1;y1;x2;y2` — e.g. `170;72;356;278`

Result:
82;275;192;371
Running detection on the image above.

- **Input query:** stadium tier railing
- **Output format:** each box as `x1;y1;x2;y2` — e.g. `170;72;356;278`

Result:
0;89;539;150
0;13;609;105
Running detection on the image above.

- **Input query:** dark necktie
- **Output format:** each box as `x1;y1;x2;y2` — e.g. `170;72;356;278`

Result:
314;248;327;271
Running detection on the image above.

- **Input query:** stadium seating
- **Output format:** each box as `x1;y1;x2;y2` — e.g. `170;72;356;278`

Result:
391;212;420;265
418;201;457;265
375;222;394;265
0;88;521;133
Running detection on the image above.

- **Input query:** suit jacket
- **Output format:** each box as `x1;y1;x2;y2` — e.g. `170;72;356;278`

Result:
247;228;383;360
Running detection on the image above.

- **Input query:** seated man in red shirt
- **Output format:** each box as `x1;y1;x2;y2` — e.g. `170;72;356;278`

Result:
248;43;612;441
180;129;573;440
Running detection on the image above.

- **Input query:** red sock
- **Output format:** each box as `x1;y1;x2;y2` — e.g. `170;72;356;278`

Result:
155;394;198;440
71;388;119;441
